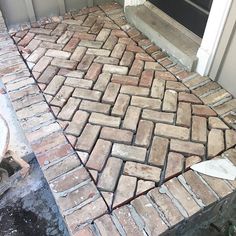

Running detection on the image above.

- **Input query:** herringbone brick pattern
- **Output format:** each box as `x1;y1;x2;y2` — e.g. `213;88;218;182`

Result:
13;2;236;211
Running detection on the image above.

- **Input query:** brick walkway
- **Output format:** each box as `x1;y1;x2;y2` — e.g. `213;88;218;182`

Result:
3;2;236;235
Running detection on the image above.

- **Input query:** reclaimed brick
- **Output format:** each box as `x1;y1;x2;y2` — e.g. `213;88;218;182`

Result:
120;51;134;67
86;139;112;171
44;75;65;95
103;35;118;50
170;139;205;156
111;74;139;86
131;96;161;110
155;71;177;81
63;37;80;52
192;116;207;143
129;59;144;77
79;39;103;48
66;110;89;136
131;196;168;235
40;41;64;50
208;117;229;130
34;34;58;43
124;161;161;182
213;99;236;116
155;123;190;140
113;175;137;207
94;56;119;65
122;106;141;131
80;100;110;114
85;63;103;81
142;109;175;124
45;49;71;59
111;43;126;59
30;28;52;35
97;157;123;191
51;58;77;69
176;102;191;127
208;129;225;157
202;89;231;106
57;97;81;120
33;56;52;73
135;120;154;147
77;54;95;71
165;178;201;217
120;85;149;96
166;81;189;92
100;127;133;144
89;112;121;128
102;82;120;104
103;64;128;75
64;77;92;89
73;88;101;101
192;105;217;117
27;47;46;63
145;61;165;71
111;94;130;117
178;92;202;104
50;86;74;107
93;72;111;91
18;32;35;47
185;156;202;169
70;46;86;61
162;90;177;112
192;81;221;97
87;48;111;56
183;75;209;89
225;130;236;149
57;31;74;44
149;188;184;226
139;70;154;87
151;78;165;99
96;28;111;41
165;152;184;179
112;143;146;162
76;124;101;152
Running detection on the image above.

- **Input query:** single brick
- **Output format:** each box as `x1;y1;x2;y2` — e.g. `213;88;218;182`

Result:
124;161;161;182
111;43;126;59
112;143;146;163
97;157;123;192
102;82;120;104
100;127;133;144
191;116;207;143
170;139;205;156
44;75;65;95
85;63;103;81
139;70;154;87
176;102;191;127
50;86;74;107
165;152;184;179
111;94;130;117
129;59;144;77
93;73;111;91
76;124;101;152
120;85;149;96
70;46;87;62
135;120;154;147
122;106;141;131
120;51;134;67
73;88;101;101
77;54;95;71
89;112;121;128
162;90;178;112
51;58;77;69
86;139;112;171
131;96;161;110
80;100;110;114
142;109;175;124
151;78;165;99
45;49;71;59
33;56;52;73
208;129;225;157
111;74;139;86
103;64;128;75
155;123;190;140
192;105;217;117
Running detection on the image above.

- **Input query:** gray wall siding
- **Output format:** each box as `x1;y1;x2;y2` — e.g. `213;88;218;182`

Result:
0;0;121;28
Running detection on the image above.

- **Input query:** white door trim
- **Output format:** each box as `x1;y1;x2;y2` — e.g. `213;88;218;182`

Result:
196;0;233;76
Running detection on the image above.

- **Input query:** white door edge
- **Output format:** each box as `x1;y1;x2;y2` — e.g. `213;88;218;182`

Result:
196;0;233;76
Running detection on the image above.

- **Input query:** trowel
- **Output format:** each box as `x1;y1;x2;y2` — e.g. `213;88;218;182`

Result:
191;158;236;181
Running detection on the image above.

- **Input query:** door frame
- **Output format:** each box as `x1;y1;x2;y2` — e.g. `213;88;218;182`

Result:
124;0;233;76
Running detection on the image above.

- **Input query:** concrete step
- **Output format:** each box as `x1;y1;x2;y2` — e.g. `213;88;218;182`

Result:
125;3;200;71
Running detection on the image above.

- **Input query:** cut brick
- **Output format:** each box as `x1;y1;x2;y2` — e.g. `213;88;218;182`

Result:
51;58;77;69
112;143;146;162
124;161;161;182
86;139;112;171
44;75;65;95
102;82;120;104
97;157;123;192
192;105;217;117
165;152;184;179
120;85;149;96
76;124;101;152
208;129;225;157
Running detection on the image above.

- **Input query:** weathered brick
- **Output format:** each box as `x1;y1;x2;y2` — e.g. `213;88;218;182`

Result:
57;31;74;44
166;81;189;92
192;105;217;117
208;129;225;157
113;175;137;207
102;82;120;104
170;139;205;156
87;48;111;57
208;117;229;130
165;152;184;179
50;86;74;107
135;120;154;147
162;90;177;112
145;61;165;71
64;77;92;89
93;73;111;91
185;156;202;169
66;110;89;136
142;109;175;124
111;74;139;86
183;75;209;89
97;157;123;191
120;85;149;96
70;46;87;61
27;47;46;63
103;64;128;75
96;28;111;41
176;102;191;127
73;88;101;101
76;124;101;152
139;70;154;87
111;43;126;59
100;127;133;144
37;65;59;84
77;54;95;71
51;58;77;69
80;100;110;114
155;123;190;140
63;37;80;52
89;112;121;128
85;63;103;81
129;59;144;77
151;78;165;99
94;56;119;65
79;39;103;48
33;56;52;73
178;92;202;104
202;89;231;106
131;96;161;110
192;81;221;97
124;161;161;182
165;178;201;217
149;188;184;226
120;51;134;67
65;197;107;233
192;116;207;143
18;32;35;47
111;94;130;117
112;143;146;162
30;28;52;35
155;71;176;81
45;49;71;60
225;130;236;149
213;99;236;116
181;171;217;206
122;106;141;131
103;35;118;50
44;75;65;95
86;139;112;171
57;97;81;120
131;195;168;235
